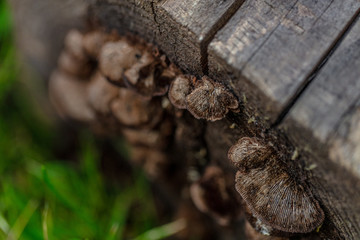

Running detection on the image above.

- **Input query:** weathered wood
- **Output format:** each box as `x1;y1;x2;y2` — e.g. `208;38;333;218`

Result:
330;98;360;184
93;0;162;43
283;16;360;176
208;0;360;122
10;0;360;238
156;0;244;76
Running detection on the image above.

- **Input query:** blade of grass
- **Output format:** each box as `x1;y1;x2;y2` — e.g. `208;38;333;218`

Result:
42;203;49;240
0;214;10;235
7;200;39;240
133;218;186;240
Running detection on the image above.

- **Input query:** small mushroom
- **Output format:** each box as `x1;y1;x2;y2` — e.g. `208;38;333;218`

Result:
49;70;95;122
227;137;272;169
168;75;194;109
87;71;119;114
123;51;175;98
63;29;87;61
190;166;241;226
82;30;111;59
98;40;142;85
57;51;92;78
110;88;163;128
186;76;238;121
228;137;325;234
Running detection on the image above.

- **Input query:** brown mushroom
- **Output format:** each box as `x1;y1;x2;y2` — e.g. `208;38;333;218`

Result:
63;29;87;61
189;166;241;226
82;30;110;59
49;70;95;122
87;71;119;114
123;51;175;98
57;51;92;78
186;76;238;121
168;75;194;109
98;40;142;85
110;88;163;128
228;137;325;234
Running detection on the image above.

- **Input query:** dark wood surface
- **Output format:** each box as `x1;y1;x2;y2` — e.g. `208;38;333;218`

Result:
10;0;360;238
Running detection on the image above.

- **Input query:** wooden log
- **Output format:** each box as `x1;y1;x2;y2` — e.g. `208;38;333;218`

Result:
278;16;360;239
208;0;360;123
156;0;244;76
9;0;360;238
92;0;162;43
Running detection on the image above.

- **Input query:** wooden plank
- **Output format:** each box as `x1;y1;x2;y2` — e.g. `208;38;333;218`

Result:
93;0;163;43
330;98;360;182
284;16;360;145
279;17;360;238
157;0;244;76
208;0;360;122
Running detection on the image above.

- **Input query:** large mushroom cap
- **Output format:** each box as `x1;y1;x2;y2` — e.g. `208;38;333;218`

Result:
228;137;324;234
185;76;238;121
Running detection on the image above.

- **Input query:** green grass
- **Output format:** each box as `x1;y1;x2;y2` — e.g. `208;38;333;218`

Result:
0;1;183;239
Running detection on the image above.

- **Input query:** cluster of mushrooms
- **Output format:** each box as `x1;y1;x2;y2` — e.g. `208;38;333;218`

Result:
49;28;324;239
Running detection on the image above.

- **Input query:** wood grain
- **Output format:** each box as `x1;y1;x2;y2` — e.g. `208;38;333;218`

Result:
157;0;244;76
208;0;360;122
283;16;360;175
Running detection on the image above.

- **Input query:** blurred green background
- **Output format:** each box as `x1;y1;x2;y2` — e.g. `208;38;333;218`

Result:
0;1;182;239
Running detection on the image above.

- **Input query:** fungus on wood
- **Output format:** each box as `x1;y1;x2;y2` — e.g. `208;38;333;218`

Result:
186;76;239;121
228;137;325;235
190;165;242;226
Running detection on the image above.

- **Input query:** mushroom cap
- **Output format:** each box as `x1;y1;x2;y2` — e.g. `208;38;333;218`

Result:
185;76;238;121
49;70;95;122
110;88;163;128
228;137;272;169
190;166;241;226
123;51;174;98
57;50;92;78
168;75;194;109
99;40;141;82
82;30;110;59
87;71;119;114
64;29;86;60
228;138;324;233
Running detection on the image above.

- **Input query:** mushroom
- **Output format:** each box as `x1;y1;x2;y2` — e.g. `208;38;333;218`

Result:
110;88;163;128
123;51;175;98
63;29;87;61
49;70;95;122
121;117;173;149
57;50;92;78
98;40;142;86
186;76;238;121
168;74;194;109
189;166;241;226
82;30;111;59
87;71;119;114
228;137;325;234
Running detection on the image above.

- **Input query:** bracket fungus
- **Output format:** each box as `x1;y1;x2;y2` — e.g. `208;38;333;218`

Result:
228;137;324;234
190;166;241;226
99;40;142;86
49;70;95;122
168;74;195;109
185;76;239;121
110;88;163;128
